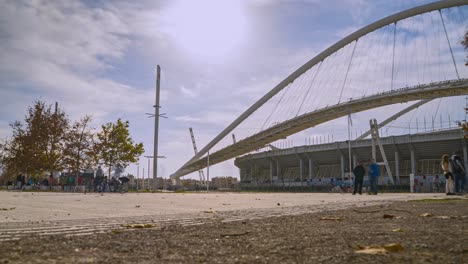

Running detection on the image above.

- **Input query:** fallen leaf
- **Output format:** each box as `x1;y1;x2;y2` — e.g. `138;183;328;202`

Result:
419;213;433;217
434;216;451;219
355;247;387;254
356;243;404;254
384;243;404;252
392;228;404;232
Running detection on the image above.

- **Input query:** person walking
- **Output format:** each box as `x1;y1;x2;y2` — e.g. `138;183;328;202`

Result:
15;174;22;190
441;154;455;195
95;166;104;192
20;174;26;190
369;159;380;195
450;153;465;193
352;162;365;195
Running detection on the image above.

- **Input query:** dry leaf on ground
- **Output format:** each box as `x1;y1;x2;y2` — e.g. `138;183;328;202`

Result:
435;216;451;219
383;214;399;218
419;213;433;217
356;243;404;254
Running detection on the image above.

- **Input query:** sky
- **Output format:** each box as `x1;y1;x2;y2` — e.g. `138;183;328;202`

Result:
0;0;466;180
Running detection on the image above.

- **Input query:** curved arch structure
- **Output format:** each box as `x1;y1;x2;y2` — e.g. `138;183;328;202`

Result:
172;80;468;178
171;0;468;179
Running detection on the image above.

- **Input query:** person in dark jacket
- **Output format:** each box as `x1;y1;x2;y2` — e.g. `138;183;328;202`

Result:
450;153;465;193
352;162;366;195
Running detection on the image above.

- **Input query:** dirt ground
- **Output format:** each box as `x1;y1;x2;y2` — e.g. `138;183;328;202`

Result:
0;197;467;264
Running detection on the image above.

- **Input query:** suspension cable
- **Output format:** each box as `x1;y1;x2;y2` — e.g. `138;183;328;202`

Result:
338;40;358;103
296;62;322;116
260;84;290;130
439;9;460;79
391;22;397;91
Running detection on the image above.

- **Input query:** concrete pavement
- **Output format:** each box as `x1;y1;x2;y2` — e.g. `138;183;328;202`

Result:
0;191;443;223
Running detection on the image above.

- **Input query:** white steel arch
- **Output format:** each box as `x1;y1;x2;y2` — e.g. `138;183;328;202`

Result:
173;80;468;178
171;0;468;179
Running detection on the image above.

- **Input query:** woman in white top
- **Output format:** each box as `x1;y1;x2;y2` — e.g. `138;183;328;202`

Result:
441;154;455;195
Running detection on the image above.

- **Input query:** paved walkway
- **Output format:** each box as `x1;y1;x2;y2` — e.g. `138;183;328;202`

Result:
1;191;444;222
0;191;443;242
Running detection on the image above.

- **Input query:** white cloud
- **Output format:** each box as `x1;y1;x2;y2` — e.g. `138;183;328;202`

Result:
175;110;238;127
0;0;154;124
180;86;198;98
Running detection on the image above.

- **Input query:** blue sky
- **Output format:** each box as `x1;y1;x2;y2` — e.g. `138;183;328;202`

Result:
0;0;465;179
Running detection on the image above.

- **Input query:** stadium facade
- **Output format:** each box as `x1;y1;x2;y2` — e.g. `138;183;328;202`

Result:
235;128;468;190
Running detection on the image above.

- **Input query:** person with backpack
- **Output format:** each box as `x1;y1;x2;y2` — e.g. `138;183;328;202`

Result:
450;153;465;193
441;154;455;195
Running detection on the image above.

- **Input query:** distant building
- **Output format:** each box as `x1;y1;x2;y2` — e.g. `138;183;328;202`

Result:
211;176;238;189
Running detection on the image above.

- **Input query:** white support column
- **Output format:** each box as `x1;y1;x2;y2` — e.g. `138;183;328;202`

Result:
371;136;377;161
308;158;313;180
463;143;468;182
299;158;303;186
395;151;400;184
270;159;274;184
276;159;281;182
410;148;416;176
353;154;357;169
206;151;210;191
341;154;345;179
251;164;255;184
369;119;394;184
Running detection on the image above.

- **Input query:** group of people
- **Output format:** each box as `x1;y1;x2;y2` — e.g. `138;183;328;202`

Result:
94;166;130;193
12;174;51;190
351;153;466;196
352;159;380;195
9;166;131;193
441;153;465;195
